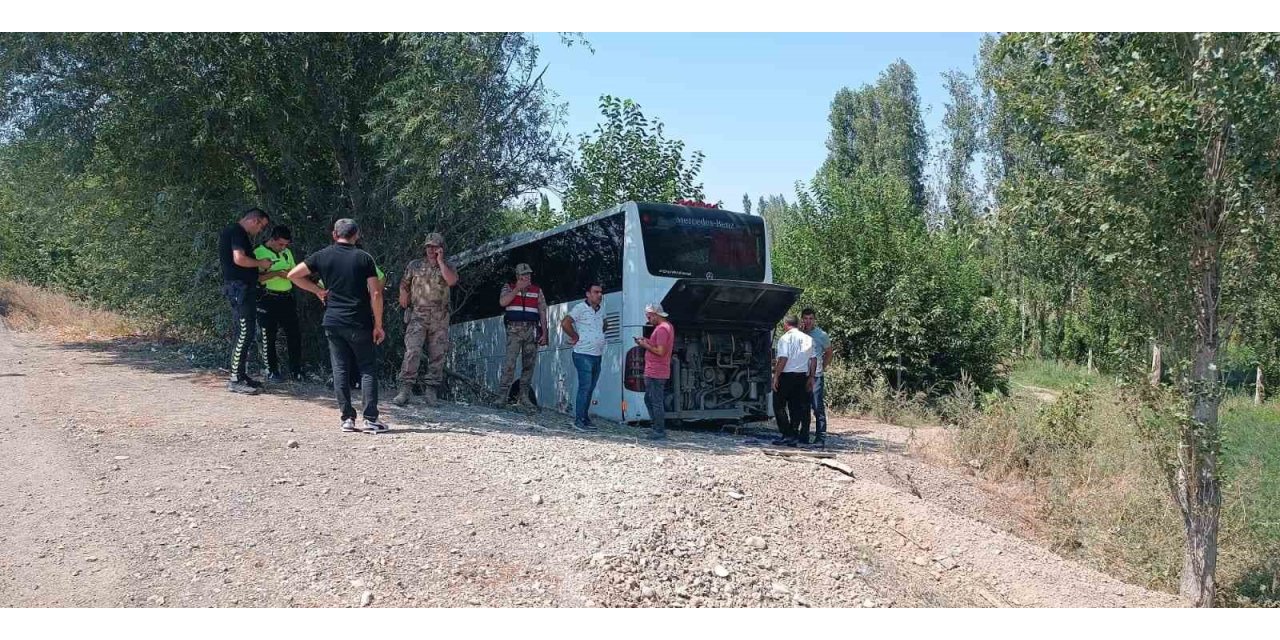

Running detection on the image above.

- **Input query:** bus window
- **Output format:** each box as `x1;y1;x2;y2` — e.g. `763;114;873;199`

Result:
638;205;765;281
451;212;624;324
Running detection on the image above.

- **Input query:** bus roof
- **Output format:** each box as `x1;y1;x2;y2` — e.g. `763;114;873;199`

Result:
450;201;749;267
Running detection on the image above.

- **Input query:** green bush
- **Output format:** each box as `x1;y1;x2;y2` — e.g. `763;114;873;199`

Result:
771;170;1006;398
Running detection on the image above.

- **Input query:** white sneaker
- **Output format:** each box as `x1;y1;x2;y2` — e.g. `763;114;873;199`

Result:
361;418;390;434
341;418;359;432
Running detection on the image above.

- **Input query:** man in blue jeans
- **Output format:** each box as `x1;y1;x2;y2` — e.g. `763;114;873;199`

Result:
561;282;606;431
801;308;834;446
635;303;674;441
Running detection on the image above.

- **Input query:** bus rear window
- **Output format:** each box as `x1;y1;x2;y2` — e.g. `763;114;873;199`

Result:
639;207;765;281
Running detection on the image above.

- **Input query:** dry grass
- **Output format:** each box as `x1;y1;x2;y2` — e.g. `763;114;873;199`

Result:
944;360;1280;606
0;279;139;340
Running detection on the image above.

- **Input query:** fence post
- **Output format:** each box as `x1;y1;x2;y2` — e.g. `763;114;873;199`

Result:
1150;343;1162;387
1256;365;1265;406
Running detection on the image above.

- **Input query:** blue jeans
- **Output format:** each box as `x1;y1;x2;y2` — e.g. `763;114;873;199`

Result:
572;352;602;426
811;375;827;437
644;377;667;433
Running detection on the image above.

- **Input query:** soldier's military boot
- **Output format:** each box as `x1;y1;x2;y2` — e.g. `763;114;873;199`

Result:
392;387;412;406
423;386;440;407
517;394;538;412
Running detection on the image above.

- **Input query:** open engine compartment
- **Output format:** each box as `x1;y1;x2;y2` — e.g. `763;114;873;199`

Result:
669;327;773;422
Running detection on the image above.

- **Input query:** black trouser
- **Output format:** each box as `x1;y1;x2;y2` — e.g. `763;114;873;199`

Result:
222;280;258;381
773;372;812;442
325;326;379;421
257;291;301;376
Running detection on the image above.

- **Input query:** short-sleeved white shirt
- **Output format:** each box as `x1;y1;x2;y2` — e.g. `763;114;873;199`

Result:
775;328;814;374
568;302;607;356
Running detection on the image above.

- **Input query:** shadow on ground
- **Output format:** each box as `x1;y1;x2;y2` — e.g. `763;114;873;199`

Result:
44;335;905;458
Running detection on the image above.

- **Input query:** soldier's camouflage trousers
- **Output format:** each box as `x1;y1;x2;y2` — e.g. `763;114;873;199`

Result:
399;306;449;388
497;321;538;400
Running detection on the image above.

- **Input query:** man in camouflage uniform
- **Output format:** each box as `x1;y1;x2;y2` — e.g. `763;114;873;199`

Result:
496;263;548;409
393;232;458;406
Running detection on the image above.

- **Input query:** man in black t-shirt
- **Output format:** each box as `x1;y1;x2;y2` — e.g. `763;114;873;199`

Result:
218;208;274;395
287;218;389;433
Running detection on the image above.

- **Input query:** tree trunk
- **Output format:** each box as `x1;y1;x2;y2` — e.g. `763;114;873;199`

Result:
1019;300;1028;358
1087;348;1094;375
237;150;279;214
1176;335;1222;607
1150;343;1162;387
1256;366;1265;405
1173;119;1228;607
1035;304;1046;359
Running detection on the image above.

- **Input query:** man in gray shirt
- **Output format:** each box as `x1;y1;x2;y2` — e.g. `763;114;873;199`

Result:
801;308;833;446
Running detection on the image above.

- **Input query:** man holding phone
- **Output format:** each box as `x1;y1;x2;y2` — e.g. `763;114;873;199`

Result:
218;207;275;395
634;303;674;440
496;263;548;408
393;232;458;407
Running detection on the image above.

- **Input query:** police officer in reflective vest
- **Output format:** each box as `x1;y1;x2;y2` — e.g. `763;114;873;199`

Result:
254;225;302;382
393;232;458;406
496;263;548;408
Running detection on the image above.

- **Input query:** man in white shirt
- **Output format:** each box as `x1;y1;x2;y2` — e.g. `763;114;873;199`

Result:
771;314;816;447
561;282;606;431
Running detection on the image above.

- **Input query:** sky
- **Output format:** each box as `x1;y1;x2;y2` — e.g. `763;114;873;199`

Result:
533;32;987;211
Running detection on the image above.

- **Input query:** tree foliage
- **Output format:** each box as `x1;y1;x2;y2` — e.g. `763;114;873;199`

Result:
989;32;1280;606
562;95;705;218
940;69;981;226
822;60;928;209
0;32;566;369
773;169;1004;395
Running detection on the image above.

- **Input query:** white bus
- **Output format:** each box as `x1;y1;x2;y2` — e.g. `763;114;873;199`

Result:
447;201;801;426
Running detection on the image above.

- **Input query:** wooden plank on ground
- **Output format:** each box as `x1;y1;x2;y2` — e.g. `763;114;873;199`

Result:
817;458;855;477
761;449;836;459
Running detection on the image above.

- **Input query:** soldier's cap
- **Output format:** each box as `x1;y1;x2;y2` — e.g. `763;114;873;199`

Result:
514;263;533;275
645;303;669;318
424;232;445;247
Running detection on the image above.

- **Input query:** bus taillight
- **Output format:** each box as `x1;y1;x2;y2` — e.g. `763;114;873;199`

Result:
624;346;646;392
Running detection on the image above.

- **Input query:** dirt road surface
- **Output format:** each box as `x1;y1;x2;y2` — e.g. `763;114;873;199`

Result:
0;324;1185;607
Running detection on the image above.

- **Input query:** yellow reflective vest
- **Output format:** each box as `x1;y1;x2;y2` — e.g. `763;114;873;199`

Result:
254;244;296;292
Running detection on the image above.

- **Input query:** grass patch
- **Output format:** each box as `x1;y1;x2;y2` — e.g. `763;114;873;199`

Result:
1009;358;1100;392
1221;395;1280;531
1218;395;1280;605
951;359;1280;606
0;279;139;339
